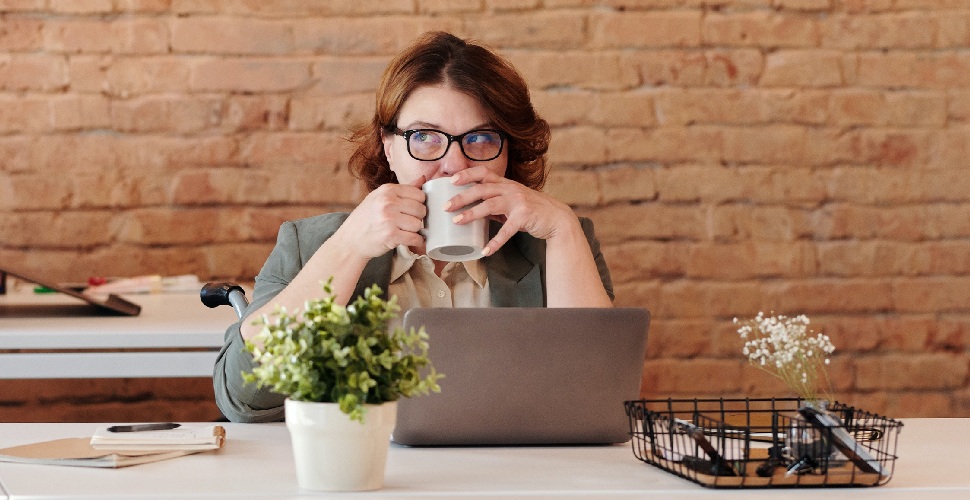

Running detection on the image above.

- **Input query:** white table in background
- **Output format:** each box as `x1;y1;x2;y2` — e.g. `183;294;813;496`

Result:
0;419;966;498
0;292;237;379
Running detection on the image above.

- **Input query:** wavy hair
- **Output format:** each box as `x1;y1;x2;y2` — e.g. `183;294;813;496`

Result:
348;31;550;192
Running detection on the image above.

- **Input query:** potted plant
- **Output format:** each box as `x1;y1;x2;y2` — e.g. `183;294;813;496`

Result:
242;281;442;491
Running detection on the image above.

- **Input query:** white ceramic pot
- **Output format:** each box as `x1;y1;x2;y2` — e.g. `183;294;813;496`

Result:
285;398;397;491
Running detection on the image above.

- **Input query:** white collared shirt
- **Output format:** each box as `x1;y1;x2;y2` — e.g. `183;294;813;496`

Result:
387;245;490;330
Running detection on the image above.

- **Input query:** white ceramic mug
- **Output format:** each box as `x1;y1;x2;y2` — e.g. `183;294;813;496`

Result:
421;177;487;262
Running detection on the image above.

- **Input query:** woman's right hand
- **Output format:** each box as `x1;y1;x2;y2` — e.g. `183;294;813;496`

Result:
332;176;428;259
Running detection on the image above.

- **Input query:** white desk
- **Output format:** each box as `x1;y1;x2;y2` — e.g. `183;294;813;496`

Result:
0;419;967;498
0;293;237;379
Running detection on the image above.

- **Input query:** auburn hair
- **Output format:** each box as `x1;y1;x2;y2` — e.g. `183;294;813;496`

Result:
348;31;550;192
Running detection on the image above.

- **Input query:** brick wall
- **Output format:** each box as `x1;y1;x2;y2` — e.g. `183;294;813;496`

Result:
1;1;968;421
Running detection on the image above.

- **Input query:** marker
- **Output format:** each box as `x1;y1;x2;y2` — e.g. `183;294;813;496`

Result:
107;423;181;433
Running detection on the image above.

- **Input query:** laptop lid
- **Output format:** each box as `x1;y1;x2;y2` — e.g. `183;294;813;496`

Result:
0;266;141;317
392;307;650;446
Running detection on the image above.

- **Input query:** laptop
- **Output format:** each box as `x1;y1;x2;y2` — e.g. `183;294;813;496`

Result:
0;266;141;317
392;307;650;446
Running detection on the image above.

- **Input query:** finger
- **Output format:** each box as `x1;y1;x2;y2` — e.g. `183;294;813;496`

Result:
393;196;427;219
445;181;507;213
387;183;427;204
408;174;426;188
391;211;425;234
451;195;501;225
450;166;501;186
481;222;518;257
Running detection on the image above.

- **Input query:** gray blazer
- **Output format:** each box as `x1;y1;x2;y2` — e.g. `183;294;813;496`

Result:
213;213;614;423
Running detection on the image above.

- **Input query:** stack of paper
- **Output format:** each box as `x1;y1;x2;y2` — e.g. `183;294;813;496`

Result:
90;425;225;452
0;425;225;468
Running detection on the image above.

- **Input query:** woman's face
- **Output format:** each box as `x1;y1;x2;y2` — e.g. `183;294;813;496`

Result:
382;84;509;185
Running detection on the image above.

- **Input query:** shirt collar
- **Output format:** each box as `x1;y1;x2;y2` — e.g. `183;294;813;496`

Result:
390;245;487;288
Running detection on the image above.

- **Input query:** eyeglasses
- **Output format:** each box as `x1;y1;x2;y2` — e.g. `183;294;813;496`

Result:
391;128;505;162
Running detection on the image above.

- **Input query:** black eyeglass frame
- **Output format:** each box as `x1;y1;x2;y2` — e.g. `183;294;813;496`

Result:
390;127;506;162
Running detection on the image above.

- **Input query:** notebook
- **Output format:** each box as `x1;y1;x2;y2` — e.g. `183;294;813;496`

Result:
392;307;650;446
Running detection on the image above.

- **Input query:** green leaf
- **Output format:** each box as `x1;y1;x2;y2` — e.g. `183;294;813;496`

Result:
242;279;443;423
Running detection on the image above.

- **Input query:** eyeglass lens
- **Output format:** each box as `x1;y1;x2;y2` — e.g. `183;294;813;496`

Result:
407;129;503;161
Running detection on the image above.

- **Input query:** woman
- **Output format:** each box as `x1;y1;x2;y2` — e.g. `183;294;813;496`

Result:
214;31;614;423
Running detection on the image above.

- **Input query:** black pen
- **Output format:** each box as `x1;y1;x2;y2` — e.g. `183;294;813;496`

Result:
107;423;181;433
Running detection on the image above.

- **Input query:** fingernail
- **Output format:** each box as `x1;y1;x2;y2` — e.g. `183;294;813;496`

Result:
442;201;452;211
450;176;459;184
452;214;463;223
481;245;492;257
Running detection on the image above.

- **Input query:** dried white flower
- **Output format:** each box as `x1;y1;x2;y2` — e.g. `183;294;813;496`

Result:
736;313;834;405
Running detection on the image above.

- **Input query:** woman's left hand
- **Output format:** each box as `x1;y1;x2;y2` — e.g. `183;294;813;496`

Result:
445;167;576;256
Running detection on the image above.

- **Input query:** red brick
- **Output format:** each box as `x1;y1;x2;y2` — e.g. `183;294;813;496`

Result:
686;242;816;279
240;131;349;170
0;14;43;51
633;49;707;87
310;57;387;95
766;279;895;314
607;126;723;163
776;0;830;9
531;90;596;127
587;91;655;127
937;10;970;47
760;50;844;87
592;204;706;243
710;205;812;242
0;54;69;91
43;19;113;53
544;169;600;206
927;125;970;170
0;0;46;11
288;94;372;131
283;164;362;205
293;17;461;55
893;277;970;313
949;89;970;121
704;49;764;87
191;58;310;93
601;241;688;284
590;11;702;48
506;49;640;91
725;124;809;163
0;378;222;423
646;319;718;359
106;56;192;96
822;13;938;49
856;353;968;391
204;242;277;280
118;208;221;245
655;164;743;202
703;11;820;47
0;95;49;132
467;11;586;49
597;165;656;204
112;18;169;54
642;359;744;395
50;94;111;131
172;17;293;55
547;126;608;166
115;0;172;13
610;281;661;310
70;171;168;209
49;0;112;13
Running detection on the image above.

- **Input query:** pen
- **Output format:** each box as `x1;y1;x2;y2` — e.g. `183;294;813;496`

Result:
107;423;181;433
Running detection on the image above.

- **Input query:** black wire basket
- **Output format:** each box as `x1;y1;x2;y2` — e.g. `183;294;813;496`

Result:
624;398;903;488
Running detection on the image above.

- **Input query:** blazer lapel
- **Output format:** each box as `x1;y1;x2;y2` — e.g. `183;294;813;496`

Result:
486;224;544;307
